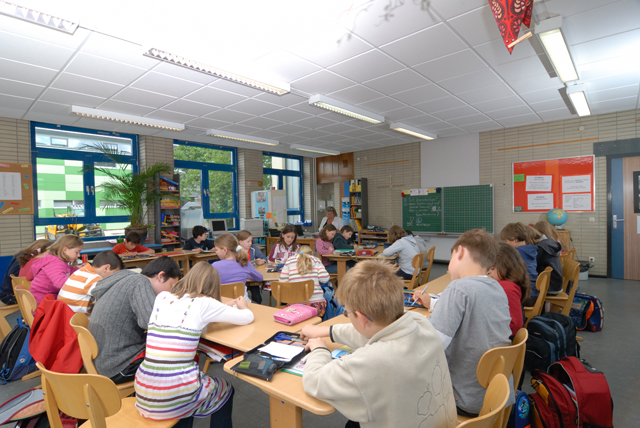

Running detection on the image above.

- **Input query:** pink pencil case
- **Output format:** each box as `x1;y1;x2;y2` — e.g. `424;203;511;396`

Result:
274;304;317;325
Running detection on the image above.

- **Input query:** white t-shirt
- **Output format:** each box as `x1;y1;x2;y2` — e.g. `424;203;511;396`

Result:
318;216;344;232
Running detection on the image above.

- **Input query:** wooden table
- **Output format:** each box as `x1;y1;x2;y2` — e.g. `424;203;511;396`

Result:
407;272;451;317
257;264;283;282
122;250;195;274
323;245;397;284
189;251;219;264
266;237;316;256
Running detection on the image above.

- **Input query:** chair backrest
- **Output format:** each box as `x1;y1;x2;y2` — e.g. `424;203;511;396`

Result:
14;284;36;328
457;374;510;428
524;267;551;327
272;280;314;308
566;248;576;261
405;253;424;290
476;328;528;389
220;282;244;299
500;328;529;428
10;275;31;290
37;362;122;428
420;246;436;285
560;260;580;316
69;312;98;375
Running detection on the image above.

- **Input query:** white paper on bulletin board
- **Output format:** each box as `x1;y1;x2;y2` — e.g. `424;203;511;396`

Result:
0;172;22;200
528;193;554;210
563;193;592;211
272;196;287;222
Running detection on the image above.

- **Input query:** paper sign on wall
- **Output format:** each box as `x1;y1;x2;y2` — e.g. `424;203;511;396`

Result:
0;172;22;200
562;175;591;193
563;194;592;211
528;193;554;210
525;175;552;192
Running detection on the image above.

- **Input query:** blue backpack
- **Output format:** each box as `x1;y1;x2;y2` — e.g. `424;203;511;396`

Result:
0;318;37;384
507;390;531;428
570;292;604;332
321;283;344;321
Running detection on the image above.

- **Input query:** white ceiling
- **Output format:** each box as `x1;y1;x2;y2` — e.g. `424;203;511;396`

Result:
0;0;638;156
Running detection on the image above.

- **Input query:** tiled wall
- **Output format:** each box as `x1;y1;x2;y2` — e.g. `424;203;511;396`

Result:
0;118;33;257
479;108;640;276
353;142;422;228
238;149;264;219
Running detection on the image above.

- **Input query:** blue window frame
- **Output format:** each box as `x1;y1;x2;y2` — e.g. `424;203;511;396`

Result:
263;152;304;222
173;141;239;229
31;122;138;241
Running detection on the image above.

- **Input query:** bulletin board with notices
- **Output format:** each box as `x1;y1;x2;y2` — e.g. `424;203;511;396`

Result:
0;162;34;216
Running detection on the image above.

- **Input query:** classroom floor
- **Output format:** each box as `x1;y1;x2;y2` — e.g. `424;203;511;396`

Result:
1;262;636;427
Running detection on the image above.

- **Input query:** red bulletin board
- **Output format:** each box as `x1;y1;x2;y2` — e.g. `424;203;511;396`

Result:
513;155;595;212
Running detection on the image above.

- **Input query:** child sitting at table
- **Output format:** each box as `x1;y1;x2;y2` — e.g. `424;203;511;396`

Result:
236;230;267;265
314;224;338;273
279;245;330;317
381;225;420;280
135;261;254;428
111;231;154;256
267;225;300;262
58;250;124;315
213;233;263;302
500;222;538;289
28;235;83;305
533;220;563;297
0;239;52;305
487;243;531;338
333;225;356;250
414;229;512;416
183;225;215;252
301;260;456;428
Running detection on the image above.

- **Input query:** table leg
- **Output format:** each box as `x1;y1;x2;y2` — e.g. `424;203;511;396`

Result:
182;255;190;274
269;396;302;428
337;260;347;285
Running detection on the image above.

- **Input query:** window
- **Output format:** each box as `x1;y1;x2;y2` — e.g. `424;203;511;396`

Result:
32;123;137;240
173;141;238;229
263;153;304;223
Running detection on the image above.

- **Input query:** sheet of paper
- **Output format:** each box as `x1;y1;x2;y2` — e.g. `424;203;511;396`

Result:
418;189;427;195
410;189;419;196
525;175;552;192
0;172;22;200
563;194;592;211
528;193;554;210
258;342;304;361
562;175;591;193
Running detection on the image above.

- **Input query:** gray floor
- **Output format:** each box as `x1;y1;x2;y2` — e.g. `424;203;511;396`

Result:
0;262;635;427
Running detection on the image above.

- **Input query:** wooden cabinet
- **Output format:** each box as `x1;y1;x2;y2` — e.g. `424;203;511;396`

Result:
316;153;354;184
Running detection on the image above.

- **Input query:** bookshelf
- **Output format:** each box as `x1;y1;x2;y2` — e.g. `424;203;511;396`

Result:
349;178;368;235
159;175;181;247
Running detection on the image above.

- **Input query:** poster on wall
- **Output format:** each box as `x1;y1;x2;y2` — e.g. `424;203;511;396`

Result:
513;155;595;212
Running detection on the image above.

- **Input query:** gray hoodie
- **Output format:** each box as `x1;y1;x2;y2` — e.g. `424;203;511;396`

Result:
88;269;155;378
382;235;420;275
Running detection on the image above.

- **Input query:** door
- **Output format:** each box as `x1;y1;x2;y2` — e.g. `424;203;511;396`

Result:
610;156;640;280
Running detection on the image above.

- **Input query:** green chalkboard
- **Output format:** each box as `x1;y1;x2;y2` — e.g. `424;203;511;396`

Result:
401;192;442;232
443;185;493;233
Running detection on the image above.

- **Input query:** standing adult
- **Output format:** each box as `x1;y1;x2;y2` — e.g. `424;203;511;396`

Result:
318;207;344;232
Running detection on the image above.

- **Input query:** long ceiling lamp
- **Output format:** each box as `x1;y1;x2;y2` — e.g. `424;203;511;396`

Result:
0;1;78;34
206;129;279;146
566;84;591;117
389;122;436;140
290;144;340;155
308;95;384;124
70;106;184;131
535;16;579;83
144;48;290;96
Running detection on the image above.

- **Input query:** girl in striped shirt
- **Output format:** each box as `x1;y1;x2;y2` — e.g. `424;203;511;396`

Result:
135;261;254;427
279;245;330;317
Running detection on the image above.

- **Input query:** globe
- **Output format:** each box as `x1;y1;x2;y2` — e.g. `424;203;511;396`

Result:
547;208;568;227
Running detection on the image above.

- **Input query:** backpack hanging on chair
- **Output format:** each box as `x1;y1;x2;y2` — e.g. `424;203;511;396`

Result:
0;318;37;383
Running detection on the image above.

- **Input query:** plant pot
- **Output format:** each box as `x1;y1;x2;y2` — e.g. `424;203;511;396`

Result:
124;227;148;243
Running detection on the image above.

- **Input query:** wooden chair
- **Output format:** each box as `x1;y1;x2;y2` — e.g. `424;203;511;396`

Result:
523;267;552;327
0;275;23;340
457;374;510;428
69;313;135;398
566;248;576;261
545;259;580;316
271;280;314;308
220;282;244;299
402;252;424;290
37;362;178;428
419;246;436;285
14;284;36;328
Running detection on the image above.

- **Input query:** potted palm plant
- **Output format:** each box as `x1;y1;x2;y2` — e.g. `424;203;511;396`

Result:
83;144;174;243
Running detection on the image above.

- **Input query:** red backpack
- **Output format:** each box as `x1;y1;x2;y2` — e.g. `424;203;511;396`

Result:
530;357;613;428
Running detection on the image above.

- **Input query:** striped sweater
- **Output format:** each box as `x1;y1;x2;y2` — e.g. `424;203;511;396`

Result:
135;292;254;421
279;254;329;304
57;264;102;314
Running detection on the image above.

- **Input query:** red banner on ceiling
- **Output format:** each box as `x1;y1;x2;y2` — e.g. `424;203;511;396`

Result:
488;0;534;54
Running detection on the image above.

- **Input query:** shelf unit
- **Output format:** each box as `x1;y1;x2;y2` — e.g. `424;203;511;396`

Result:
159;175;181;248
357;230;390;245
349;177;368;234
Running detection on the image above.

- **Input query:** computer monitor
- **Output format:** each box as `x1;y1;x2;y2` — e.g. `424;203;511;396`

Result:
210;219;227;235
294;224;304;237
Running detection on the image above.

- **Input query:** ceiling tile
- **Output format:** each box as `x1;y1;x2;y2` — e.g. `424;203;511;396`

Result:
292;70;354;95
132;72;202;98
438;68;503;92
151;62;217;86
268;123;310;134
72;117;123;132
284;31;372;68
219;124;260;134
530;98;569;113
23;110;78;125
294;129;331;139
588;85;639;103
340;129;378;138
253;92;306;107
473;96;525;112
509;73;563;94
204;109;254;123
414;49;487;82
250;49;322;81
536;108;576;123
363;69;431;96
80;32;158;70
486;105;535;120
493;55;549;82
497;113;542;128
391;84;450;105
263;108;311;123
519;88;564;104
328;85;383;105
428;0;488;20
289;101;324;115
382;106;424;121
66;53;147;86
590;96;638;115
403;114;443;126
448;113;491;126
145;109;196;123
209;79;264;97
447;5;501;46
29;100;71;115
461;121;501;133
40;88;105;108
0;58;57;86
582;72;640;93
572;28;640;67
316;134;350;143
431;105;479;121
578;54;640;82
98;100;155;116
239;116;284;130
0;78;44;99
163;99;218;117
184;117;231;129
414;96;466;114
0;30;74;70
113;87;176;108
473;38;538;67
317;122;359;134
246;129;285;139
227;98;281;116
329;50;403;83
438;128;467;138
185;87;247;108
357;97;405;113
380;24;466;67
279;134;310;144
52;73;124;99
0;14;90;49
292;116;337;129
562;0;640;45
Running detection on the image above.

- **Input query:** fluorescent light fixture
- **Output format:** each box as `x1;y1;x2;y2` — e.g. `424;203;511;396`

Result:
291;144;340;156
0;1;78;34
70;106;184;131
144;48;290;96
206;129;279;146
536;16;578;83
390;123;436;140
308;95;384;124
566;84;591;117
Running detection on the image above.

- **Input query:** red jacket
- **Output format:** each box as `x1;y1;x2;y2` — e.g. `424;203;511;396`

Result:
29;295;83;373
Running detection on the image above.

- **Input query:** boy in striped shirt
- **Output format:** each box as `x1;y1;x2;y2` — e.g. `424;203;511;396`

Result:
58;250;124;314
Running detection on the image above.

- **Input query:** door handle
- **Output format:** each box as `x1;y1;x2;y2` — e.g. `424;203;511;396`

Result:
204;189;209;196
613;214;625;229
86;185;90;195
91;186;95;195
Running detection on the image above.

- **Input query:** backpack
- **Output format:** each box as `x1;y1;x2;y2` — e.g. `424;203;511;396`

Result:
507;390;531;428
321;283;344;321
530;357;613;428
570;293;604;332
0;318;37;383
525;313;578;374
